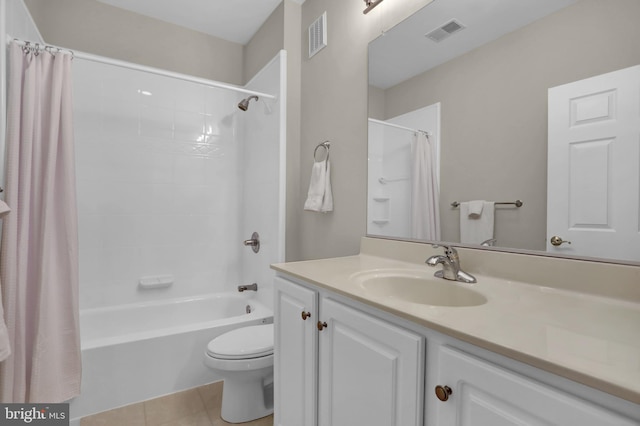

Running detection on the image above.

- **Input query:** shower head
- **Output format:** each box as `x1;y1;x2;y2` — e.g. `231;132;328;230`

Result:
238;95;259;111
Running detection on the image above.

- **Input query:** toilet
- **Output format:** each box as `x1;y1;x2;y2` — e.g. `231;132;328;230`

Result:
203;323;274;423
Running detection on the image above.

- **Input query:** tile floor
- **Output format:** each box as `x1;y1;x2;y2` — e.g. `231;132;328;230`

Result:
80;382;273;426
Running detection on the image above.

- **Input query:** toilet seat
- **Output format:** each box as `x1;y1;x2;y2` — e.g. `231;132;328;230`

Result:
207;323;274;360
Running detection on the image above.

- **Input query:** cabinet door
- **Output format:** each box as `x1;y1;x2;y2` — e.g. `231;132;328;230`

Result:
434;345;637;426
318;297;424;426
274;277;318;426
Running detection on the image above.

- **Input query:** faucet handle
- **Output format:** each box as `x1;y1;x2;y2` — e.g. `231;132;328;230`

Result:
442;246;458;259
431;244;458;259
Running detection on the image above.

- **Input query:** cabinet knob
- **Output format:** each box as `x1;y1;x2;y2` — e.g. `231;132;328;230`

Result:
301;311;311;320
317;321;328;331
435;385;452;402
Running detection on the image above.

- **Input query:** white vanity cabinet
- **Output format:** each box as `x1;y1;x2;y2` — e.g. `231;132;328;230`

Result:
274;276;318;426
431;345;638;426
274;276;425;426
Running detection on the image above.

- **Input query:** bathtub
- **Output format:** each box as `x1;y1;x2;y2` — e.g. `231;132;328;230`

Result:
69;293;272;422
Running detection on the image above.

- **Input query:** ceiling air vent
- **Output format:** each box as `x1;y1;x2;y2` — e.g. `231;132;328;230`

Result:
425;19;466;42
309;12;327;58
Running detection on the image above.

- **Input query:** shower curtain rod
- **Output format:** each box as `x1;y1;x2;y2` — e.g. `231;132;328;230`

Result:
8;37;277;100
368;118;431;136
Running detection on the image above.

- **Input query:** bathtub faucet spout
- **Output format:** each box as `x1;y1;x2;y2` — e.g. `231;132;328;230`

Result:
238;283;258;292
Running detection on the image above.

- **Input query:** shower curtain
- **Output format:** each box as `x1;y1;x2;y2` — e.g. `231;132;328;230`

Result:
411;132;440;240
0;42;81;403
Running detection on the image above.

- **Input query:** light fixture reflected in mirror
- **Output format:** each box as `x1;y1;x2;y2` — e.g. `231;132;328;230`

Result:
363;0;384;14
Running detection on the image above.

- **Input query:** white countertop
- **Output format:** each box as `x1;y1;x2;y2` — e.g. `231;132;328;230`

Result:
272;242;640;405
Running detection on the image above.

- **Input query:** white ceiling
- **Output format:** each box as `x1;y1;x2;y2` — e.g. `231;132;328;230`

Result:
369;0;578;89
96;0;288;45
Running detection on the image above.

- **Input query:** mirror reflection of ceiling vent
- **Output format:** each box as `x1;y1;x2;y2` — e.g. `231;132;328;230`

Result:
309;12;327;58
425;19;466;42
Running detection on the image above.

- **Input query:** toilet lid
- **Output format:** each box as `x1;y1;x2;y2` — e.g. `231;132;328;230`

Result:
207;323;274;360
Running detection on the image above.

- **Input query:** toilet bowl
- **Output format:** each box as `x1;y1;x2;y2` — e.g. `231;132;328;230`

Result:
203;323;274;423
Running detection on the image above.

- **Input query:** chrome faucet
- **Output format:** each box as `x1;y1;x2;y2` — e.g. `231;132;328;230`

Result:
425;246;476;283
238;283;258;292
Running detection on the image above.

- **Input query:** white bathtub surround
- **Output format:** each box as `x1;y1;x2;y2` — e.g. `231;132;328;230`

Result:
73;51;286;311
68;51;285;422
70;293;272;421
1;42;80;403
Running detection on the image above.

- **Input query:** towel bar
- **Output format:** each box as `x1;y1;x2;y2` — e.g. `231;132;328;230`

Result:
313;141;330;162
451;200;523;208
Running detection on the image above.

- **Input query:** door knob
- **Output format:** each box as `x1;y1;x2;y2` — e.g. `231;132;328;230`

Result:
550;236;572;246
301;311;311;320
435;385;452;402
317;321;328;331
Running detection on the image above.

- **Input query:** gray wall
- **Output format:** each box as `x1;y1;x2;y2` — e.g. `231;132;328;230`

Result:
282;1;303;261
24;0;244;84
379;0;640;251
298;0;432;260
244;2;284;85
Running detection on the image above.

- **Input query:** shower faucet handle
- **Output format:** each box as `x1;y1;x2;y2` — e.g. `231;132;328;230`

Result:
243;232;260;253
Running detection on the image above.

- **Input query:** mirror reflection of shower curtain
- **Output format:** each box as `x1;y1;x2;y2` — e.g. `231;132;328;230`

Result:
411;132;440;240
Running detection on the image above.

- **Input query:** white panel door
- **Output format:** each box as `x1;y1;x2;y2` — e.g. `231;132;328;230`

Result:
274;277;318;426
435;346;637;426
547;65;640;261
317;297;424;426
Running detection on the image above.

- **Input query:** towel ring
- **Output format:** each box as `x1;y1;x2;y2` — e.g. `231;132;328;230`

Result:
314;141;330;162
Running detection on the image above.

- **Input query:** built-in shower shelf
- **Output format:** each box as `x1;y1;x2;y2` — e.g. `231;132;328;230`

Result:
372;219;389;225
138;275;174;290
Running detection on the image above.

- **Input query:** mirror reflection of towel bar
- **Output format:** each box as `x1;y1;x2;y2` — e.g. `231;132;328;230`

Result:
451;200;523;208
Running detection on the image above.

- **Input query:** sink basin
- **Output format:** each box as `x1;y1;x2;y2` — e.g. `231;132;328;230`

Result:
352;270;487;307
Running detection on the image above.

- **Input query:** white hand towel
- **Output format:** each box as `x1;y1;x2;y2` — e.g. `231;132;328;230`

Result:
467;200;484;218
460;201;494;244
321;160;333;212
304;159;333;212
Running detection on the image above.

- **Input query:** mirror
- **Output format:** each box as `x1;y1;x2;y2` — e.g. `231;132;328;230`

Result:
367;0;640;264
